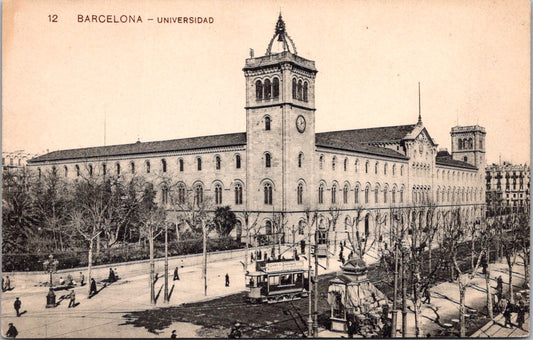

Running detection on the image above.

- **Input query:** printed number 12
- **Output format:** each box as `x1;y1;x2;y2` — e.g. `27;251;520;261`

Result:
48;14;58;22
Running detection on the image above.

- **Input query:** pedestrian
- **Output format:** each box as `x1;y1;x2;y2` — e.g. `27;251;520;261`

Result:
171;330;177;338
225;273;230;287
250;253;254;262
68;290;76;308
108;268;116;283
5;276;11;290
481;255;488;275
173;267;180;281
382;319;392;338
14;297;21;317
502;298;512;328
228;322;242;338
423;286;431;304
6;323;18;338
79;272;85;286
347;318;354;338
90;278;97;296
381;303;390;323
516;293;525;329
496;276;503;298
59;276;65;285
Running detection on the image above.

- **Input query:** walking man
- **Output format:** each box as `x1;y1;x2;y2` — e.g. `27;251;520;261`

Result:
502;298;512;328
108;268;116;283
516;293;526;329
5;276;11;290
496;276;503;299
14;297;21;317
89;278;97;296
171;330;177;338
173;267;180;281
423;286;431;304
225;273;230;287
68;290;76;308
79;272;85;286
6;323;18;338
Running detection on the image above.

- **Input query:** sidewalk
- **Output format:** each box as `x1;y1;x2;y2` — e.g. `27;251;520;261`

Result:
471;311;530;338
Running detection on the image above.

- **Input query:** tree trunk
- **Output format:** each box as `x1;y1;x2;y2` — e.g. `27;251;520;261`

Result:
176;224;180;242
413;280;420;337
485;268;494;320
149;228;155;305
96;233;101;255
508;263;514;303
203;220;207;296
88;239;93;295
428;240;432;274
459;284;466;337
523;255;529;288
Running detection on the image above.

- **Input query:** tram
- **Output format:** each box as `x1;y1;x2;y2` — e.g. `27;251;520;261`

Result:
246;259;309;303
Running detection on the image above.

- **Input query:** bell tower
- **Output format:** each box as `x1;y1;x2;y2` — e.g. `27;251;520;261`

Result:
244;14;318;213
450;125;486;169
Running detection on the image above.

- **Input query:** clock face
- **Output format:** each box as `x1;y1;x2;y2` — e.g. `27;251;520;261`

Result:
296;115;306;133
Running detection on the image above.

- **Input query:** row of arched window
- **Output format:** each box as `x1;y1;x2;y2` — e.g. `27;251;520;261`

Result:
292;78;309;102
435;186;482;203
159;182;244;206
318;155;405;176
458;137;474;150
255;78;280;101
436;168;477;182
317;182;405;205
41;154;244;179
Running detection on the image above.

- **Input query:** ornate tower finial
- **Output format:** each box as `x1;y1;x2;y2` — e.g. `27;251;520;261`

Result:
266;14;297;55
417;82;422;125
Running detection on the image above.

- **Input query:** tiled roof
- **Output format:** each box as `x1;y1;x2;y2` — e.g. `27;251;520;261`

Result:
436;150;478;170
317;124;416;144
315;134;408;159
28;132;247;163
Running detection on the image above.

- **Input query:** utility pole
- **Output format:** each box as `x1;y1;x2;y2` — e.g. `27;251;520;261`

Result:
164;222;169;302
307;215;313;337
391;218;399;337
313;237;319;337
202;219;207;296
401;246;407;337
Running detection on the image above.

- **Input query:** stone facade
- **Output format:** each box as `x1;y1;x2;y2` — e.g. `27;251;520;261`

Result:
27;15;486;242
486;162;530;208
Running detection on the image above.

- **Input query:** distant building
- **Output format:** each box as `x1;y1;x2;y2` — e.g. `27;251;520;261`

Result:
2;150;41;172
485;162;530;209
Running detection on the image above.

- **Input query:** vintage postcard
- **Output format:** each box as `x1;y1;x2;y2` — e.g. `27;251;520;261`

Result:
2;0;530;338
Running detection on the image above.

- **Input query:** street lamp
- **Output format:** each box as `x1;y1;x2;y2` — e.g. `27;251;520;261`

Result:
43;254;59;308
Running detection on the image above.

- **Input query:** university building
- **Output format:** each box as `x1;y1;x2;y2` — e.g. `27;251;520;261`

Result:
27;15;486;242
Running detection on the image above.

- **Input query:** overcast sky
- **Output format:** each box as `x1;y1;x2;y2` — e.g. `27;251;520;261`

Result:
3;0;530;165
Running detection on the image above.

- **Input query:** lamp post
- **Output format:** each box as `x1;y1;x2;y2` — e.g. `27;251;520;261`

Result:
43;254;59;308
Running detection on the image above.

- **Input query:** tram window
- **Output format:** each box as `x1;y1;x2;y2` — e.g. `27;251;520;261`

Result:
269;276;279;286
249;277;255;287
295;273;303;283
280;275;293;286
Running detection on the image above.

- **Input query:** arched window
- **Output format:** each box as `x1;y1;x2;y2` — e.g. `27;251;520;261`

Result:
479;139;483;149
343;184;349;204
102;163;106;176
197;157;202;171
332;156;336;171
292;78;297;99
236;154;241;169
235;183;243;205
392;187;396;203
161;186;169;205
458;139;463;150
264;79;271;99
319;155;324;169
297;80;303;100
355;185;360;204
264;183;272;205
344;158;348;171
38;167;41;179
76;164;81;177
468;138;473;149
179;159;184;172
400;165;404;176
265;116;271;131
365;161;369;174
115;163;120;175
331;184;337;204
298;220;305;235
298;153;303;168
215;184;223;205
384;163;388;175
265;153;271;168
375;162;378;174
255;80;263;101
178;183;186;204
303;82;308;102
265;221;272;235
273;78;280;98
195;184;203;205
130;162;135;174
146;160;151;173
318;184;324;204
161;159;167;173
383;187;388;203
355;159;359;173
215;156;221;170
375;186;379;203
64;166;68;178
392;164;396;176
297;183;303;205
400;189;404;203
49;166;55;176
89;164;93;176
365;186;369;203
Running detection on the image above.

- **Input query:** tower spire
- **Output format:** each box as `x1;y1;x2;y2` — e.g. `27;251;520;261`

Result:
265;14;297;55
417;82;422;125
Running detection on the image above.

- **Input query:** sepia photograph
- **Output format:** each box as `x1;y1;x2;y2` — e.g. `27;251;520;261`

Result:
2;0;530;338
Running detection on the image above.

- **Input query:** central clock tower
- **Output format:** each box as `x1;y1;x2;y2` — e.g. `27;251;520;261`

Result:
243;14;317;213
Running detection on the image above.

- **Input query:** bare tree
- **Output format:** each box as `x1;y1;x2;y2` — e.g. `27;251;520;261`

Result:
241;210;261;273
345;205;380;261
328;206;341;254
